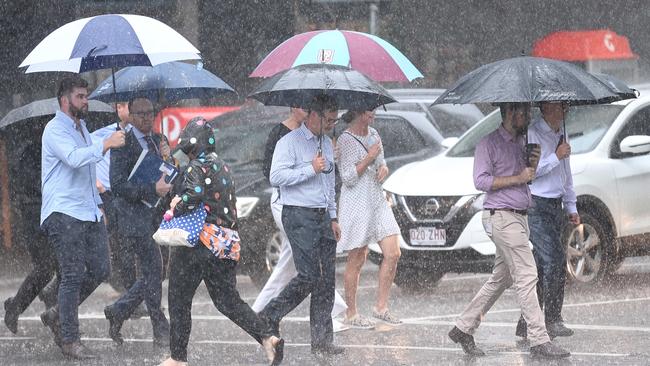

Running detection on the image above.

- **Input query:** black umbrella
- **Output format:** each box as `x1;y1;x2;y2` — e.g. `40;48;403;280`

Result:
591;72;638;100
433;57;620;106
248;64;396;111
0;98;113;130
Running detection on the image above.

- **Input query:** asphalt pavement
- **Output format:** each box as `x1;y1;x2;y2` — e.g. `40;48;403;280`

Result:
1;256;650;365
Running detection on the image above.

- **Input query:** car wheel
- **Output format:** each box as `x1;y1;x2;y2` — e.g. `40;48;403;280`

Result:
248;229;283;288
393;262;445;293
564;211;617;284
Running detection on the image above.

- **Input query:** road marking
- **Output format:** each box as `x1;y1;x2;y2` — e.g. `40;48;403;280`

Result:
16;337;624;358
404;319;650;333
407;296;650;321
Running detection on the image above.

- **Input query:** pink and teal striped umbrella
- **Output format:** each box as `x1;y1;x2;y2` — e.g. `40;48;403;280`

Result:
250;30;423;83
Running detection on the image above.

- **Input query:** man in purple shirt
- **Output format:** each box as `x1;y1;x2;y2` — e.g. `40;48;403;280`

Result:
448;103;570;359
515;102;580;339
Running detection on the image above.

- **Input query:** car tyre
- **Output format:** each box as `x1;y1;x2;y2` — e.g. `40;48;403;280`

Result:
393;262;445;293
564;210;619;284
247;229;283;289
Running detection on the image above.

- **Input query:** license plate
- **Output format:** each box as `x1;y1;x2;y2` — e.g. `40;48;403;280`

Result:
409;227;446;246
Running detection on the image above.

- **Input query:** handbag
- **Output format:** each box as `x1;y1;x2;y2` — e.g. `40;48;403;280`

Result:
152;205;207;247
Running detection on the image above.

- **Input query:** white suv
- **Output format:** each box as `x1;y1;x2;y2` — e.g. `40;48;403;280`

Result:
377;97;650;291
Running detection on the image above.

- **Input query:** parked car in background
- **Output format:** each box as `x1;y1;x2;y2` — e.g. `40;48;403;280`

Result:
380;96;650;291
213;89;484;287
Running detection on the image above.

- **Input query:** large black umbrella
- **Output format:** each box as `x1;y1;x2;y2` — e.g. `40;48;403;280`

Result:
248;64;396;111
0;98;113;130
433;57;620;106
89;61;235;103
591;72;638;100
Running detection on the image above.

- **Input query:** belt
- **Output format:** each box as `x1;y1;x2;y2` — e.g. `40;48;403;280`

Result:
283;205;327;214
488;208;528;216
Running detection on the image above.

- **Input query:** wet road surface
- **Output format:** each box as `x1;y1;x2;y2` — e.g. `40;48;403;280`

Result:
1;257;650;365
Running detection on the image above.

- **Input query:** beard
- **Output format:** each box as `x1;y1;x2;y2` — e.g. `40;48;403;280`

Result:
69;104;88;120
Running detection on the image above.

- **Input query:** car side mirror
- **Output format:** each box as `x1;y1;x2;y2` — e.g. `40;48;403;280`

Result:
620;135;650;155
441;137;459;149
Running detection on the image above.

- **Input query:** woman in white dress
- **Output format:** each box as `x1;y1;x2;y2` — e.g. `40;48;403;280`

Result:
337;109;402;329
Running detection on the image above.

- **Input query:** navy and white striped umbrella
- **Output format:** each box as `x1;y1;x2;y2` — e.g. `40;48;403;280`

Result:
19;14;200;73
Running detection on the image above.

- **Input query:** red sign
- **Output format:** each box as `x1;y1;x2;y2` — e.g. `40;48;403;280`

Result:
153;106;240;147
532;30;638;62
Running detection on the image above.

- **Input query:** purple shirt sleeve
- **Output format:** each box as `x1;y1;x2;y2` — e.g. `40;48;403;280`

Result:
473;138;494;192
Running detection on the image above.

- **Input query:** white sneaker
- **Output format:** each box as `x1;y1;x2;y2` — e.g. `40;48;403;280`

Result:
333;319;351;333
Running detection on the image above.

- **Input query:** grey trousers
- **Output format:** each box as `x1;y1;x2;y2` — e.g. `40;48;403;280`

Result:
455;210;550;346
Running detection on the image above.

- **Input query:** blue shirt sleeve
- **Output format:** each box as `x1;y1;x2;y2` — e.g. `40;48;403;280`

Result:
44;125;104;169
269;136;316;187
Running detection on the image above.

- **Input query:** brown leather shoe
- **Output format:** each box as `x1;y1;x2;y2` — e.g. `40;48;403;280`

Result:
61;341;97;360
448;326;485;357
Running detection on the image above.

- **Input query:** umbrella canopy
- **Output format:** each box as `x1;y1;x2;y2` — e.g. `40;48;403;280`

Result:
249;64;396;111
0;98;113;129
89;62;235;103
19;14;200;73
250;30;423;83
433;57;620;105
591;72;638;100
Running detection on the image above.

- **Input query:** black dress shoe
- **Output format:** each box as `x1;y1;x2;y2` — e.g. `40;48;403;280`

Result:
515;316;527;338
4;297;18;334
530;341;570;359
61;341;97;360
448;326;485;357
104;305;124;345
271;338;284;366
546;321;574;337
40;308;62;347
311;343;345;357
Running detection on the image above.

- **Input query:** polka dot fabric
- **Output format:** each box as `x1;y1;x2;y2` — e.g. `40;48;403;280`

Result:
154;205;208;247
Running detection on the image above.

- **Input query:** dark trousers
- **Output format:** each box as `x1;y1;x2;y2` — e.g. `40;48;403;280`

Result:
529;195;567;323
101;191;137;291
10;229;57;314
169;245;272;362
260;206;336;348
109;235;168;338
43;213;111;343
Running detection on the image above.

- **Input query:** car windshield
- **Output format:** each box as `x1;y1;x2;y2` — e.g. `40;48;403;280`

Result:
212;123;275;168
447;104;625;157
384;102;482;138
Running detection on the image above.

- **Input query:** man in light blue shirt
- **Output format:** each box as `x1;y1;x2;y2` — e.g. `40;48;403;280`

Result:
260;95;344;357
40;76;125;359
516;101;580;340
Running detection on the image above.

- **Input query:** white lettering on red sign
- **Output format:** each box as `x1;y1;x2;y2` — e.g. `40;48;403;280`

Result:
604;33;616;52
162;114;181;145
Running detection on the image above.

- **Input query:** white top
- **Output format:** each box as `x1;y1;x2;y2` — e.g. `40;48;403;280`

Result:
528;117;577;214
336;127;400;252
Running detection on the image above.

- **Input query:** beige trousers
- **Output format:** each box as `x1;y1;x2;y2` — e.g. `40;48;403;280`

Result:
455;210;550;346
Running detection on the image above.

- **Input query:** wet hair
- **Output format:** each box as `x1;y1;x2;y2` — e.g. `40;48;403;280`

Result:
307;94;338;115
57;75;88;106
127;96;153;112
340;109;365;124
499;102;529;120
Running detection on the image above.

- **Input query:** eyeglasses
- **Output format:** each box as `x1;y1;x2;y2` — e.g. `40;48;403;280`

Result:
131;110;155;118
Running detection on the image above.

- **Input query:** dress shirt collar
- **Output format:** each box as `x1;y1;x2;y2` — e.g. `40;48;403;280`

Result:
56;110;85;130
299;122;318;141
534;116;563;135
497;124;519;142
131;126;151;139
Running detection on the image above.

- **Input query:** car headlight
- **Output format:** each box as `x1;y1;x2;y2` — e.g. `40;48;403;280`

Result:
236;197;259;218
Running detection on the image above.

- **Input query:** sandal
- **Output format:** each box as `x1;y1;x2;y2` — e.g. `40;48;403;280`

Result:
342;314;375;330
372;309;402;325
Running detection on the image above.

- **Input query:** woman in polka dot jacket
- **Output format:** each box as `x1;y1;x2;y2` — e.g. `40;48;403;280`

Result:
159;117;284;366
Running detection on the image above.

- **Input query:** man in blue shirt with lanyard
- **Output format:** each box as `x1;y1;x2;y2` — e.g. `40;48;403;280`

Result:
40;75;125;359
259;94;344;357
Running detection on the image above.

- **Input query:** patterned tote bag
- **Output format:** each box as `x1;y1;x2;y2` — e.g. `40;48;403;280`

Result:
152;205;208;247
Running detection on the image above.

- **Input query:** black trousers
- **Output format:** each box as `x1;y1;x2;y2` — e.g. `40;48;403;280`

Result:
168;245;273;362
101;191;137;291
10;229;57;314
260;206;336;348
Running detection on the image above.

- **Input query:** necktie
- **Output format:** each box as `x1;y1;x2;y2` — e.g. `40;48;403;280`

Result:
143;135;160;157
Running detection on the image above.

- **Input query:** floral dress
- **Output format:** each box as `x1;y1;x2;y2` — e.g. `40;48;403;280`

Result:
336;127;400;253
173;152;241;261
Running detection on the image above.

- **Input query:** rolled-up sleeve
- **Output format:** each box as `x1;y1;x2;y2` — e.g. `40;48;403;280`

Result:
473;139;494;192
